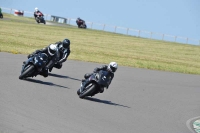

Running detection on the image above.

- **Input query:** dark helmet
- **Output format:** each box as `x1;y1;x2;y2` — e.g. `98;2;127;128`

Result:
62;39;70;48
59;39;70;51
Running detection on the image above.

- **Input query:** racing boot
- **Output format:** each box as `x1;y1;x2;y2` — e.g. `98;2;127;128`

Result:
49;67;53;72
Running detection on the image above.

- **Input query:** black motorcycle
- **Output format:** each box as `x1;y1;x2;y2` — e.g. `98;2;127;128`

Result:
35;12;46;24
77;70;111;99
19;53;48;79
0;13;3;19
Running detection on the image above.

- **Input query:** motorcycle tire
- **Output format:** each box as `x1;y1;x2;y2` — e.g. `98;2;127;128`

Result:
79;83;96;99
19;65;35;79
77;89;81;95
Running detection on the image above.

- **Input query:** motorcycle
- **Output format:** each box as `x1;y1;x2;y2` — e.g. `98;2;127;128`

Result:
0;13;3;18
35;12;46;24
77;70;111;99
76;20;87;29
19;53;48;79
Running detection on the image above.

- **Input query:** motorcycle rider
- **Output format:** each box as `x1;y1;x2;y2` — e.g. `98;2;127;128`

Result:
81;62;118;94
34;7;43;19
0;7;2;18
49;39;71;72
25;44;59;77
76;17;85;27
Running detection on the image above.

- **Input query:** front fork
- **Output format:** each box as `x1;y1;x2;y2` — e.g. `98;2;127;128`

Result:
80;78;92;92
21;58;32;73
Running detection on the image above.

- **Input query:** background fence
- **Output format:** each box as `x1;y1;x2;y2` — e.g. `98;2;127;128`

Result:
1;7;200;46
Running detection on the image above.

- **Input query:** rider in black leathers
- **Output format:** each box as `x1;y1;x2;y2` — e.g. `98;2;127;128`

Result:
81;62;118;94
49;39;71;72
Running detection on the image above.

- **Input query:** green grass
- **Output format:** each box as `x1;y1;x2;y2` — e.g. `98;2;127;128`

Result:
1;13;200;74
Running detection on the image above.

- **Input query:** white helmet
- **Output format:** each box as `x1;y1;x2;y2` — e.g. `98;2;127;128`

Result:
108;62;118;73
35;7;38;12
48;44;57;56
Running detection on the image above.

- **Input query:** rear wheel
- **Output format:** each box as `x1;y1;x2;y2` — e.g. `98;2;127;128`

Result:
79;83;96;99
19;65;35;79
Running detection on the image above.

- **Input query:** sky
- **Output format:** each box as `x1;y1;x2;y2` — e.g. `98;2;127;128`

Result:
1;0;200;44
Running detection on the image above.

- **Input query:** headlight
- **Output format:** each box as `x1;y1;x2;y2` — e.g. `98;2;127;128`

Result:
95;73;99;80
34;57;38;63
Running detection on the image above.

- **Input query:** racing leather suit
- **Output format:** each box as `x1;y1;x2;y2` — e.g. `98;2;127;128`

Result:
49;42;71;71
34;10;43;19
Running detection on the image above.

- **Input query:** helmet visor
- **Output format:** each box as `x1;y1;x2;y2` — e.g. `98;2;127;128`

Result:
110;66;117;72
49;48;56;55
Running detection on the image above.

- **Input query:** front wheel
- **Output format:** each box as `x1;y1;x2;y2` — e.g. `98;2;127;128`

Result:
36;18;39;23
79;83;96;99
19;65;35;79
77;89;81;95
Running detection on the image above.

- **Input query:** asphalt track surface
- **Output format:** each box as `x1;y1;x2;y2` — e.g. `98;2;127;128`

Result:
1;52;200;133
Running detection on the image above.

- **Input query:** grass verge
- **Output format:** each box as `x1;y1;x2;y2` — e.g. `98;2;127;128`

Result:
1;13;200;74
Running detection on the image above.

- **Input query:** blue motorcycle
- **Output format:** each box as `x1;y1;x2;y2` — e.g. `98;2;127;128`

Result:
19;53;48;79
77;70;111;99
